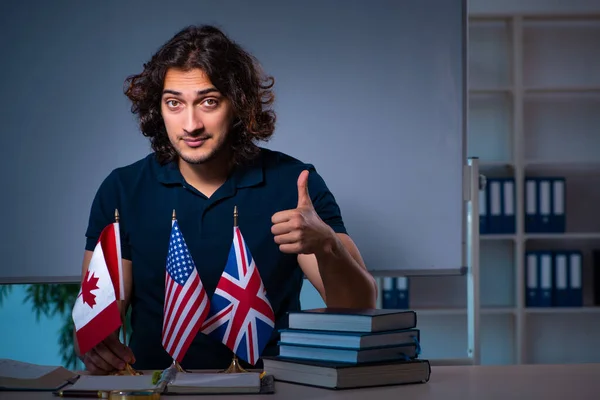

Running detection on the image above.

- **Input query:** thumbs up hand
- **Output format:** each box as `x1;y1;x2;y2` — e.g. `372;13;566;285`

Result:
271;170;334;255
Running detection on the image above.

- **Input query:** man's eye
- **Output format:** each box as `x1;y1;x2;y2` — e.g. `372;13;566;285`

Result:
204;99;218;107
166;100;180;107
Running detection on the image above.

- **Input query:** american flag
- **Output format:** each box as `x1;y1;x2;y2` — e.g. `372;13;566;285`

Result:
162;219;210;363
201;226;275;365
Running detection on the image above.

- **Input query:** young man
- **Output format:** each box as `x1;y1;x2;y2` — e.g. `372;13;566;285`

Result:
75;24;377;374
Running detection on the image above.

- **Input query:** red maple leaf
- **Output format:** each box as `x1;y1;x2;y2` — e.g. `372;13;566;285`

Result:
81;270;100;308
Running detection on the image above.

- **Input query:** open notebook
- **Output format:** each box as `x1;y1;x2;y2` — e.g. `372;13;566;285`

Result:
0;359;78;391
59;370;274;395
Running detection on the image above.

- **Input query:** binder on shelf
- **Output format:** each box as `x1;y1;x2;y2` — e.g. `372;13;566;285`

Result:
551;178;566;233
395;277;409;309
502;178;515;234
568;251;582;307
553;252;570;307
479;186;488;234
539;252;553;307
525;178;539;233
525;251;539;307
487;178;503;234
484;177;515;234
538;179;553;233
381;277;395;309
594;250;600;307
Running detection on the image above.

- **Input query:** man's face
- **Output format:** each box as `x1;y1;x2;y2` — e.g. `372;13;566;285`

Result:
161;68;234;165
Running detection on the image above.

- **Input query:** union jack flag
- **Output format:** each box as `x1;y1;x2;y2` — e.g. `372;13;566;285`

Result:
162;219;210;363
201;226;275;365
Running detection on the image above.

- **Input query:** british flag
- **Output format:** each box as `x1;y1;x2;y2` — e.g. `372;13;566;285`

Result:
201;226;275;365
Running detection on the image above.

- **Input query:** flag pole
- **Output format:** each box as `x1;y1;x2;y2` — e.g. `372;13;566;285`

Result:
222;206;248;374
115;208;140;377
170;209;187;374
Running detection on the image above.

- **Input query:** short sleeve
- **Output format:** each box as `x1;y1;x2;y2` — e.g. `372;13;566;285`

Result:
85;170;132;260
307;167;348;235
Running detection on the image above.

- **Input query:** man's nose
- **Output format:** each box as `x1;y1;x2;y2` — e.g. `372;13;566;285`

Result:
183;108;204;133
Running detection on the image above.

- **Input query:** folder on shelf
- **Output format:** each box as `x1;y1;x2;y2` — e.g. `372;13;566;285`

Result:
381;277;395;309
538;179;553;233
551;178;566;233
539;251;553;307
553;252;570;307
502;178;516;234
525;178;539;233
488;178;503;234
479;186;488;234
395;277;409;309
525;251;539;307
568;251;582;307
594;250;600;307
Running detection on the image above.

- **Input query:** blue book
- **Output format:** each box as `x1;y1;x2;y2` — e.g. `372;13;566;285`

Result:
278;328;420;350
552;252;570;307
277;341;420;364
288;308;417;333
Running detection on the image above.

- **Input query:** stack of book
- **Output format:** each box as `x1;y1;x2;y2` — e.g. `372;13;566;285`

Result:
262;308;430;389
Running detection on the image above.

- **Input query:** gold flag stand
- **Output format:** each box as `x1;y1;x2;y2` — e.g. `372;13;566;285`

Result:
219;206;249;374
222;353;248;373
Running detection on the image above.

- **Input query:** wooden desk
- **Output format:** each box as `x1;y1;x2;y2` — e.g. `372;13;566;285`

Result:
1;364;598;399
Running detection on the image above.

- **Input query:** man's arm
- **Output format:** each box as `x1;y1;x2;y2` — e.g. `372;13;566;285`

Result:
73;250;135;374
272;170;378;308
299;232;377;308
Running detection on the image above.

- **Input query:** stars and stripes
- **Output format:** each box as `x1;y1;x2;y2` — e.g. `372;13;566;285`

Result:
162;219;210;363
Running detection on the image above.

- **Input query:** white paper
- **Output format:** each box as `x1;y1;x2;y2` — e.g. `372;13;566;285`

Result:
0;359;60;379
67;375;154;391
172;372;260;388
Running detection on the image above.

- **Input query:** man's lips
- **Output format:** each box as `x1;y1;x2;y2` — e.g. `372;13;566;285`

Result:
182;136;210;147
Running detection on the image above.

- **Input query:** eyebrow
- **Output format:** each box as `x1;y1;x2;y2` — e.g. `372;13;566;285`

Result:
162;88;220;97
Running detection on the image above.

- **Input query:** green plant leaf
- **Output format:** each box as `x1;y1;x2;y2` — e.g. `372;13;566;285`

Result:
0;285;13;306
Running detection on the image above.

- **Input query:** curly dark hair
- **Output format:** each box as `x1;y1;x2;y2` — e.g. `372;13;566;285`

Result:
124;25;276;165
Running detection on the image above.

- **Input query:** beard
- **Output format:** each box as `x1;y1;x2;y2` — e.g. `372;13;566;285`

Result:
175;133;230;165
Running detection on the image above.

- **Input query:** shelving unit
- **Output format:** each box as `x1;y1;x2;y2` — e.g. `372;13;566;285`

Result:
299;11;600;366
465;13;600;365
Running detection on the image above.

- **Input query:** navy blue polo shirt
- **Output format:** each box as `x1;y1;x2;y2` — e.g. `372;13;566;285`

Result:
84;147;347;370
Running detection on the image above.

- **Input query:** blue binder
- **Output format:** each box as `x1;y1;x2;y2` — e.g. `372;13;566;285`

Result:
525;251;539;307
552;252;570;307
550;178;566;233
538;251;553;307
395;277;409;309
479;186;488;234
568;251;583;307
502;178;515;233
538;179;553;232
487;178;503;234
381;277;395;309
525;178;539;233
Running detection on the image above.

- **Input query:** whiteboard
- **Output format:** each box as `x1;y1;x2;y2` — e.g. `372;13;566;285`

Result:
0;0;467;283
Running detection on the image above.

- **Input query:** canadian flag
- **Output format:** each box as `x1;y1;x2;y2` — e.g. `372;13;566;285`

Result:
72;223;123;355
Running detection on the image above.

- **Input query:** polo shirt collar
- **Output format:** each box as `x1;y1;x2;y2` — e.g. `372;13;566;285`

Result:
155;154;264;188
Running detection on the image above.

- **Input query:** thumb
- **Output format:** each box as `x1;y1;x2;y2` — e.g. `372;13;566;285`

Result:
297;170;312;208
